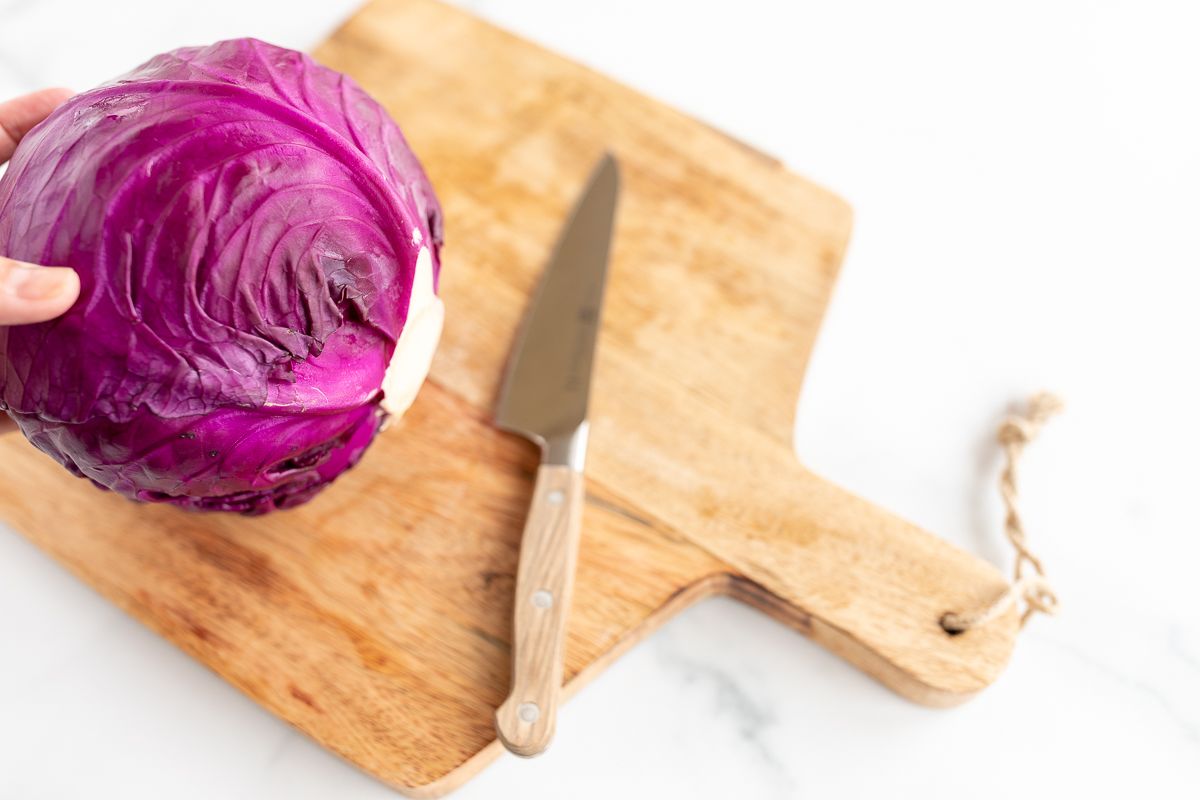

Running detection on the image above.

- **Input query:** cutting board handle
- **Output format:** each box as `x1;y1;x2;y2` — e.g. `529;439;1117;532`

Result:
712;458;1019;706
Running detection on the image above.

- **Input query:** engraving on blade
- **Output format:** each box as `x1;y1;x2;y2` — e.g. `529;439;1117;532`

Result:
496;154;620;444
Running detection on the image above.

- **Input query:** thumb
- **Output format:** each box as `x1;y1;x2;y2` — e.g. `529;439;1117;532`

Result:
0;256;80;325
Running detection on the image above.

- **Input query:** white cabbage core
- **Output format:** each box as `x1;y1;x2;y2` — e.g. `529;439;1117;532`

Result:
380;245;443;419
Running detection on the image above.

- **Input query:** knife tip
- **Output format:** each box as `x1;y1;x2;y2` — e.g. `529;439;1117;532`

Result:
592;151;620;198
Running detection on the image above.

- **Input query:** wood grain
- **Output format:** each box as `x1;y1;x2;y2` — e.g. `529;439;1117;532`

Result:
0;0;1019;795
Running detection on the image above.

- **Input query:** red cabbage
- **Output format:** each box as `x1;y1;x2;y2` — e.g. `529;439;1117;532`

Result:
0;39;443;514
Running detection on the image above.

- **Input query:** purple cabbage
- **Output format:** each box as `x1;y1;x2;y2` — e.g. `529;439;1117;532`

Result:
0;39;443;514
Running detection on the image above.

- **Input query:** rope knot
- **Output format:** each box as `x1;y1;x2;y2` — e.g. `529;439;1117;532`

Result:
997;417;1034;447
997;392;1062;447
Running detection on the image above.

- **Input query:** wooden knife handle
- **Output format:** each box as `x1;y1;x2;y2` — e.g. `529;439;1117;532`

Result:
495;463;584;757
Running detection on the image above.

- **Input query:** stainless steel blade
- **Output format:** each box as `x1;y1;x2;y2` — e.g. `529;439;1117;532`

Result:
495;153;619;468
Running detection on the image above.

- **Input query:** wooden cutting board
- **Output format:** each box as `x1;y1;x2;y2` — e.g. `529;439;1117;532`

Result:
0;0;1019;795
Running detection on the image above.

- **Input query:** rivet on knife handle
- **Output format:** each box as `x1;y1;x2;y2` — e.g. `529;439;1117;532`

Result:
494;461;584;756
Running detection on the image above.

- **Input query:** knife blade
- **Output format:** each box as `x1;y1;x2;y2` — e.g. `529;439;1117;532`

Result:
493;153;619;757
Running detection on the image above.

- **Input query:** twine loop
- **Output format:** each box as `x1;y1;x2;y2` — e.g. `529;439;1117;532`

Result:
941;392;1062;634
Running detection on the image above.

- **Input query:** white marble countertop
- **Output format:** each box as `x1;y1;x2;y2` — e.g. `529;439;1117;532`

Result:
1;1;1197;797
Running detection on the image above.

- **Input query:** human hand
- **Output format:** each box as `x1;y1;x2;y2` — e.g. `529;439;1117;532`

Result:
1;89;80;435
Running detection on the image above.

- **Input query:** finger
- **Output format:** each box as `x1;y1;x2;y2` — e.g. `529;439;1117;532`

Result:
0;257;80;325
0;87;73;163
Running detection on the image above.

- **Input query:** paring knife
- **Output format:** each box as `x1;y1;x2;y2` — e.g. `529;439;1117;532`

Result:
493;153;620;757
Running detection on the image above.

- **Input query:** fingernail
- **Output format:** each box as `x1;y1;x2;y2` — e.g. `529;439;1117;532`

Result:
1;264;76;300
